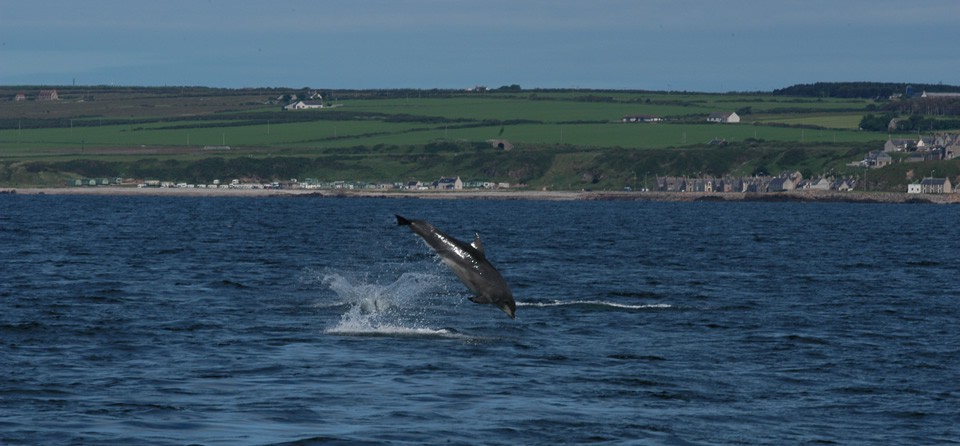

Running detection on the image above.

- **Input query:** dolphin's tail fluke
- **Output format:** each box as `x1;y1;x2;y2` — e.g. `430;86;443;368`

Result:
396;215;412;226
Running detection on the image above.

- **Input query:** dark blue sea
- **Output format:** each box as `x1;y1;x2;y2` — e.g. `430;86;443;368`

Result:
2;195;958;445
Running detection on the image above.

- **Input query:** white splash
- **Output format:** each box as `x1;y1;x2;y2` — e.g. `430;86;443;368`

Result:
319;271;464;337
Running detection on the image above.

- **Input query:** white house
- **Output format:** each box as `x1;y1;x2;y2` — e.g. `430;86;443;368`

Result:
706;112;740;123
283;100;324;111
907;182;923;194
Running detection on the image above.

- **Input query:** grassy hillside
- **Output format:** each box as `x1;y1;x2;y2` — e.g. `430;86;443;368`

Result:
1;85;956;190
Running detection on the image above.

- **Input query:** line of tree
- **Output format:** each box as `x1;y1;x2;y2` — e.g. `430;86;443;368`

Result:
877;96;960;116
773;82;960;99
859;113;960;132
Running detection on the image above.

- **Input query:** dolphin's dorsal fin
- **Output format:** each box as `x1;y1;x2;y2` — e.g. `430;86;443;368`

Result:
471;233;485;255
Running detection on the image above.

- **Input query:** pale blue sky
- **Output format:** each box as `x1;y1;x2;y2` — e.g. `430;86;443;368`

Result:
2;0;957;91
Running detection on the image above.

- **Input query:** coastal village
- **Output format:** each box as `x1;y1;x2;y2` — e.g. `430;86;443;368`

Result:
104;176;512;191
65;125;956;195
64;170;950;195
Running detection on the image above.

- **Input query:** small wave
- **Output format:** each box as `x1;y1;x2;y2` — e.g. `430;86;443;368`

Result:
518;300;672;310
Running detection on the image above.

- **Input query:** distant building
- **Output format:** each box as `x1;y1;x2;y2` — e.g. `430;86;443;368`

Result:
919;177;952;194
767;176;797;192
14;92;26;102
915;137;935;149
936;133;960;159
884;138;914;152
706;111;740;123
283;100;323;110
807;178;833;191
835;179;855;191
920;91;960;99
862;151;893;168
905;150;944;163
433;176;463;190
622;114;662;123
37;89;59;101
874;151;893;167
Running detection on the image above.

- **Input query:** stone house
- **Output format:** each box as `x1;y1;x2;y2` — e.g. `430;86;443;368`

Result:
433;176;463;190
919;177;953;194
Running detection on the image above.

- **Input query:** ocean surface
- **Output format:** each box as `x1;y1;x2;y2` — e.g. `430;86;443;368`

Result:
1;194;958;445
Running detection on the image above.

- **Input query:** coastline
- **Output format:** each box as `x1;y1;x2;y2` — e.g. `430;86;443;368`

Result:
3;186;959;204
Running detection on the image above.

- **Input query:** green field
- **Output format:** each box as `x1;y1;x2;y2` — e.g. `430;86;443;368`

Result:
0;92;881;152
1;86;956;189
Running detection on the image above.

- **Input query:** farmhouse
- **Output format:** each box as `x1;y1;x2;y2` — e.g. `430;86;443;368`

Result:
622;114;662;123
37;89;59;101
283;100;323;110
706;112;740;123
14;92;26;102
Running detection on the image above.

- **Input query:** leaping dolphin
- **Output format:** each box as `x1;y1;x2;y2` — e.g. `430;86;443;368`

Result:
396;215;516;319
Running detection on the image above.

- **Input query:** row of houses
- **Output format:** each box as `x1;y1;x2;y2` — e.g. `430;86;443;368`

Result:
622;111;740;124
859;132;960;168
861;149;947;168
883;133;960;159
12;89;59;102
71;175;513;191
283;176;512;191
654;173;857;193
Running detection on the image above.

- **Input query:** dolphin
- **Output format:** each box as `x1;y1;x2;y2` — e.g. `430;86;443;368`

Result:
396;215;516;319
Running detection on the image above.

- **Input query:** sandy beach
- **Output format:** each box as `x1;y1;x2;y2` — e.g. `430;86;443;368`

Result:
3;186;959;204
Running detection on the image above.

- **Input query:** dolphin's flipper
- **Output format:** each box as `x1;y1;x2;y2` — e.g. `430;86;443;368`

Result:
469;295;514;318
471;233;484;255
470;295;492;304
